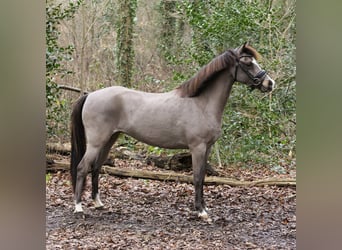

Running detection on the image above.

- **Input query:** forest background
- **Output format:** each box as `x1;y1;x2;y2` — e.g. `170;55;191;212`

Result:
46;0;296;171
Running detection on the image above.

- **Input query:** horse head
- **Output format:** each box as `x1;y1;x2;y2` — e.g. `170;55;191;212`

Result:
233;42;275;92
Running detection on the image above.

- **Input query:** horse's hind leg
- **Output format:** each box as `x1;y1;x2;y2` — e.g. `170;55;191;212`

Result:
74;145;101;213
91;133;120;209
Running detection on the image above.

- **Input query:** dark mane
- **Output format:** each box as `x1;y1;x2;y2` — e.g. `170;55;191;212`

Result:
176;45;261;97
176;50;237;97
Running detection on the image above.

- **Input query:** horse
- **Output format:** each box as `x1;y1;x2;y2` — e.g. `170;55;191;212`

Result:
70;42;275;220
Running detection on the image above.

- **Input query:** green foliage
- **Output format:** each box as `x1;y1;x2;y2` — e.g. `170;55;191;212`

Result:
147;146;165;156
157;0;183;63
46;0;296;169
46;0;83;137
218;84;295;168
177;0;267;65
46;173;52;183
159;0;296;168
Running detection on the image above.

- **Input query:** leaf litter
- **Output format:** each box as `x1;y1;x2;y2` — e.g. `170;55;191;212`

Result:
46;157;296;249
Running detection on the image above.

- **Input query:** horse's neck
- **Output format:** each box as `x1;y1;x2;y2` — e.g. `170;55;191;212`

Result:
200;70;234;122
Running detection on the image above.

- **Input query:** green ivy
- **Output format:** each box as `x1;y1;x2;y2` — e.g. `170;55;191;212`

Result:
115;0;137;88
160;0;296;168
46;0;83;137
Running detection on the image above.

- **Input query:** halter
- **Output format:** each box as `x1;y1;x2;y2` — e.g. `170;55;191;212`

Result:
233;55;267;88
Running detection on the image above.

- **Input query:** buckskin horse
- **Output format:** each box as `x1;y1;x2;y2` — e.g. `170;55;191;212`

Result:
70;42;275;220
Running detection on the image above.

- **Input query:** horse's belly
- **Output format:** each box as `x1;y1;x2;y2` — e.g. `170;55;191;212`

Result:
113;92;201;149
125;125;188;149
120;115;189;149
134;135;188;149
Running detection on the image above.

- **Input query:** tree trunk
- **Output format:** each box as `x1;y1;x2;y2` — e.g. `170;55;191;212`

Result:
116;0;137;87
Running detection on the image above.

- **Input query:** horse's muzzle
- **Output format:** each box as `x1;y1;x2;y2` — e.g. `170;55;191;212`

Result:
261;79;275;92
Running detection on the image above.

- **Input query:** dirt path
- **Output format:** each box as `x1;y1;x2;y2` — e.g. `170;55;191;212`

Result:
46;170;296;249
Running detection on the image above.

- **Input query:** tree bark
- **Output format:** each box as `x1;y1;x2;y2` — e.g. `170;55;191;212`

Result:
116;0;137;87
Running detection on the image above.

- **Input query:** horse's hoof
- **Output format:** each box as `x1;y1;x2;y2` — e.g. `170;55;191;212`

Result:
204;217;213;223
198;209;212;223
198;210;209;220
93;194;104;209
95;205;105;210
74;209;84;214
198;209;208;219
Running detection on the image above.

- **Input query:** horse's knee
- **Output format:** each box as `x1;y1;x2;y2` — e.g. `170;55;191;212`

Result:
76;169;88;182
77;160;91;177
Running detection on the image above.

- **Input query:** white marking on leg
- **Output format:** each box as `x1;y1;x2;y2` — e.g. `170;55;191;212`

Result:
198;208;212;223
93;193;104;209
74;201;84;213
198;209;208;219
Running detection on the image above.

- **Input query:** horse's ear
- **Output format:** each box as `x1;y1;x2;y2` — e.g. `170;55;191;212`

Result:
237;42;248;54
237;41;251;55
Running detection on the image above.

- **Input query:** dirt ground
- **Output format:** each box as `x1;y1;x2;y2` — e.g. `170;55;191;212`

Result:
46;157;296;249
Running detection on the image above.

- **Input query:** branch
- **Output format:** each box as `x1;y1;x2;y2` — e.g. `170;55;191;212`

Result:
46;161;296;187
58;85;89;94
102;166;296;187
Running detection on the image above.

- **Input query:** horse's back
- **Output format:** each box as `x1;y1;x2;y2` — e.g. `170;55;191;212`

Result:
85;85;183;115
82;86;192;148
81;85;218;149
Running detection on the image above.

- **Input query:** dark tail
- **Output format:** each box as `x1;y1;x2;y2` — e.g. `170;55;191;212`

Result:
70;94;88;193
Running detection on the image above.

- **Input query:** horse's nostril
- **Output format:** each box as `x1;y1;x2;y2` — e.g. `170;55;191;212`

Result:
268;80;275;89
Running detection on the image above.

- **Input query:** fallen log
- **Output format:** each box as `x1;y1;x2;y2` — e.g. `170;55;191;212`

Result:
47;143;150;161
102;166;295;187
46;160;296;187
46;143;71;155
46;143;217;174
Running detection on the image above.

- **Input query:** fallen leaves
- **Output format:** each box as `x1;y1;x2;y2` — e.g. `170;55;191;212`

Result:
46;166;296;249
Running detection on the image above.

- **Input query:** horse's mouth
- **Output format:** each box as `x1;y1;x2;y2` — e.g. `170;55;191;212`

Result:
261;86;268;92
260;85;274;93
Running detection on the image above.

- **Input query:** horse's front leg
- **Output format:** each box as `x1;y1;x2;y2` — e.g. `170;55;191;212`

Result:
191;143;210;220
